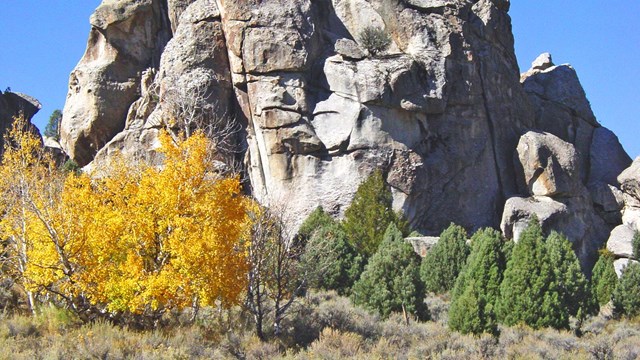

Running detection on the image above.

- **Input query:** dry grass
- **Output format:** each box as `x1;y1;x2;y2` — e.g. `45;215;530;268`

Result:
1;292;639;359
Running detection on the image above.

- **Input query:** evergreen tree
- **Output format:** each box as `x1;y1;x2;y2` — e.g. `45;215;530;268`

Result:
420;223;470;294
496;219;562;329
301;222;364;295
449;228;509;336
44;109;62;141
591;249;618;306
297;206;336;244
612;262;640;318
633;231;640;260
342;170;400;257
351;223;428;321
546;232;598;325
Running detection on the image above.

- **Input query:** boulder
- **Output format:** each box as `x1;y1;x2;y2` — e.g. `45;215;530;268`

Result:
606;224;637;259
531;52;553;71
614;258;640;278
618;157;640;203
334;38;365;60
0;91;42;156
515;131;584;197
405;236;440;258
622;206;640;232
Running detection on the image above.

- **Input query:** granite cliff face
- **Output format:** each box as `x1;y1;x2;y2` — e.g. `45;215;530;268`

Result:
60;0;633;269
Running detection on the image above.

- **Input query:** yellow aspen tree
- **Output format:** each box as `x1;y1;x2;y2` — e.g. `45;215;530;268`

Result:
1;121;253;321
64;131;252;318
0;116;67;314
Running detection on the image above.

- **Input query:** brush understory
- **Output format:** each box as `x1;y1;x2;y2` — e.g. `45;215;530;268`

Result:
1;291;639;360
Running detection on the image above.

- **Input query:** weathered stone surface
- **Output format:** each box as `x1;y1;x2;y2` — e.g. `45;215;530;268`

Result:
619;157;640;203
0;91;42;156
589;182;625;226
622;206;640;232
614;258;640;278
334;38;365;60
607;224;637;259
523;64;597;126
589;127;632;186
405;236;440;258
531;52;553;71
60;0;171;166
521;56;601;182
167;0;196;32
516;131;584;197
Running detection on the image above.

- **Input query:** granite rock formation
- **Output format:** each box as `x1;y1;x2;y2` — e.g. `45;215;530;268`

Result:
0;90;42;154
59;0;634;269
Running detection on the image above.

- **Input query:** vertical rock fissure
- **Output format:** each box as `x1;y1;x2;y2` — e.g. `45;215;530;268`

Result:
476;59;505;220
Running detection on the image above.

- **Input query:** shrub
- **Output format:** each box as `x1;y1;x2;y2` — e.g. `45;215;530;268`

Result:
342;170;401;257
592;249;618;306
420;223;470;294
351;223;428;321
612;262;640;318
449;228;508;336
301;222;364;295
633;231;640;260
359;26;391;56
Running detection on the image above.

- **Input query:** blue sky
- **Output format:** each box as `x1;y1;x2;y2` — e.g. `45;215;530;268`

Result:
0;1;638;157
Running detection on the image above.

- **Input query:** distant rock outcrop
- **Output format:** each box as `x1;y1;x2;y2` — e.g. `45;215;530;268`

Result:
59;0;634;270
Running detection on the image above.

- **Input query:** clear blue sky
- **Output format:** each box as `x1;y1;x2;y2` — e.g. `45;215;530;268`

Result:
0;1;638;157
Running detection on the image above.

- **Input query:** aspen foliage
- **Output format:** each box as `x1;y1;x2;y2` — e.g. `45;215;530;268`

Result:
0;116;64;313
0;121;253;317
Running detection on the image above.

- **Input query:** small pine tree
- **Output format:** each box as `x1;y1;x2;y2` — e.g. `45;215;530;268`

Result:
420;223;470;294
342;170;400;257
496;219;562;329
301;222;364;295
612;262;640;318
449;228;509;336
632;231;640;260
591;249;618;306
44;109;62;141
351;223;428;321
545;232;598;326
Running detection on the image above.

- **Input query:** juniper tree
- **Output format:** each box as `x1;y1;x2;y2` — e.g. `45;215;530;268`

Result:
342;170;401;257
449;228;509;336
612;262;640;318
420;223;470;294
496;219;562;329
300;222;364;295
591;249;618;306
296;206;337;244
351;223;428;322
545;231;598;326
